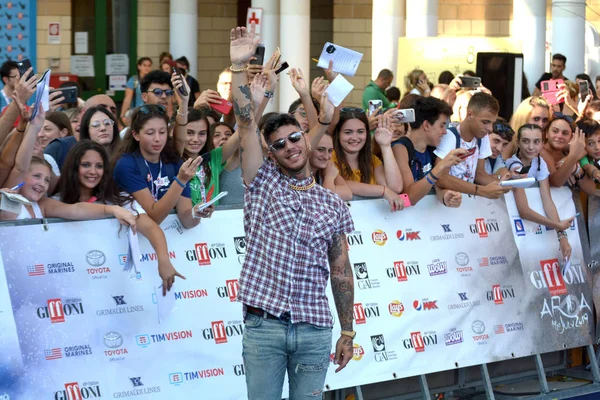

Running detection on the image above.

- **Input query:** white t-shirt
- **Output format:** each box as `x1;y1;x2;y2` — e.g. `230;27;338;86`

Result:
505;154;550;181
434;125;492;183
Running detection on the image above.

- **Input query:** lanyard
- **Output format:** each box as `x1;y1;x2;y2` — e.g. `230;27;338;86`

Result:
195;166;207;203
144;159;163;202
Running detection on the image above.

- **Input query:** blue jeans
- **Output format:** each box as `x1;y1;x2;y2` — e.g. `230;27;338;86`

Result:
242;313;332;400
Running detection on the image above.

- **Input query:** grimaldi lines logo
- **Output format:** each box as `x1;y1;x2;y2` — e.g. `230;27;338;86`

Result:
54;381;101;400
37;298;84;323
186;242;228;266
202;320;244;344
112;377;161;398
96;295;144;316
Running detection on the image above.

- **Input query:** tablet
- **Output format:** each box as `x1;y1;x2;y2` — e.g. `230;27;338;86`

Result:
499;177;536;188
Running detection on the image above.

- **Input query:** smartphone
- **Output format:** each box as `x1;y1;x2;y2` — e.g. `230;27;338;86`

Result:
459;147;477;159
393;108;415;123
250;44;265;65
579;80;589;99
541;79;564;105
368;100;383;115
16;58;32;78
275;61;289;75
50;87;77;105
172;67;188;97
399;193;411;208
210;97;233;115
459;76;481;89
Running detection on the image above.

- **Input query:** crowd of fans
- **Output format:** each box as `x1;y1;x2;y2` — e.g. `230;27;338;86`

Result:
0;44;596;273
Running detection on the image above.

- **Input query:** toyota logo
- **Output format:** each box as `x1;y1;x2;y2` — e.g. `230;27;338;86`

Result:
103;331;123;348
471;320;485;335
455;252;469;267
86;250;106;267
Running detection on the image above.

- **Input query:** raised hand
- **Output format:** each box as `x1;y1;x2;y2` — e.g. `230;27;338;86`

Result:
311;76;327;99
171;72;190;106
289;68;309;96
569;127;587;160
318;90;334;124
14;67;36;104
194;89;221;108
229;23;260;66
250;72;268;110
373;114;394;147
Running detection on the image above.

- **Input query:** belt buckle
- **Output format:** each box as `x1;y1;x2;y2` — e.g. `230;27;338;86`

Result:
279;312;291;322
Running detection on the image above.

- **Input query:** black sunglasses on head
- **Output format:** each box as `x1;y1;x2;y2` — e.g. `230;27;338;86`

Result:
553;112;574;124
340;107;365;114
269;131;304;152
138;104;167;115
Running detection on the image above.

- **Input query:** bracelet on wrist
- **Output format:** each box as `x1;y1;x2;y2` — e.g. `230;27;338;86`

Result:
429;170;439;181
230;64;249;73
318;117;332;125
557;230;568;241
16;127;25;133
177;111;188;117
264;91;274;99
425;174;436;185
174;177;186;188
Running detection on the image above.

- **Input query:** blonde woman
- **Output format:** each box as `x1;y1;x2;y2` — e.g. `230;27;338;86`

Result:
503;96;550;159
404;69;430;97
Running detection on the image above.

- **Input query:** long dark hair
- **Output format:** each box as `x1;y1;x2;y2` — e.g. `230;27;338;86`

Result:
112;105;181;167
79;106;120;154
333;110;374;184
183;108;213;187
59;140;132;206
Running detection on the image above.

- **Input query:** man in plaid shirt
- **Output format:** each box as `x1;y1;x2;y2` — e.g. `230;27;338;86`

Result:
229;24;356;399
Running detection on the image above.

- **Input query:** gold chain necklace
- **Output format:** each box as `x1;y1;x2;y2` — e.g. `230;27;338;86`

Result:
289;176;316;191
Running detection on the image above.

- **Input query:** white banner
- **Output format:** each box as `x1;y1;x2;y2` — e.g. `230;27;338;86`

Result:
0;190;593;400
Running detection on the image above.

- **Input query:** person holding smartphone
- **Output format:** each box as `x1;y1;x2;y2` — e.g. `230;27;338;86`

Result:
362;69;395;111
405;69;431;97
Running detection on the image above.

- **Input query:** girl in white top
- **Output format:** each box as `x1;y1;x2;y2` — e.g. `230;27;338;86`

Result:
505;124;575;259
57;140;184;294
0;156;136;229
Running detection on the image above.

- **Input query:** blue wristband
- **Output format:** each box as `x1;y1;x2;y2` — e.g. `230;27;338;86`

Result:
174;177;186;188
425;174;436;185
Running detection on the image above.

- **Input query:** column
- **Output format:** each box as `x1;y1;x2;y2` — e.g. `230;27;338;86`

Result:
372;0;405;85
552;0;585;79
252;0;279;113
406;0;438;38
170;0;198;78
513;0;546;94
279;0;310;112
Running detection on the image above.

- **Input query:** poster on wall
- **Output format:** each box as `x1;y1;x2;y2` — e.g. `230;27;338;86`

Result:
0;0;36;67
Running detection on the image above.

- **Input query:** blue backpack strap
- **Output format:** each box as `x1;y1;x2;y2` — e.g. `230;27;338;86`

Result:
447;126;461;149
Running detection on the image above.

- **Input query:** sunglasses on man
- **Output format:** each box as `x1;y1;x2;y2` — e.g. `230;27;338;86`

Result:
146;88;174;97
269;131;304;152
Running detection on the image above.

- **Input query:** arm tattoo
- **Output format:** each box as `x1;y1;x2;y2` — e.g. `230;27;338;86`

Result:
239;85;252;101
233;99;253;127
329;233;354;331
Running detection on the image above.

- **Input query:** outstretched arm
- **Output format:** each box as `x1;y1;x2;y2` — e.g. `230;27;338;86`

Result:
229;24;263;185
329;233;354;373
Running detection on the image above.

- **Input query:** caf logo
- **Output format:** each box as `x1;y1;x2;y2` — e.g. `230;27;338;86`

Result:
233;237;246;255
371;334;385;352
353;263;368;280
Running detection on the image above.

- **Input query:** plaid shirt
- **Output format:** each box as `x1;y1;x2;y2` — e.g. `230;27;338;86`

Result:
238;161;355;327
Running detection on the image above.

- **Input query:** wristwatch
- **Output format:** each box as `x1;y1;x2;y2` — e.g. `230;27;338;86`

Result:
341;330;356;339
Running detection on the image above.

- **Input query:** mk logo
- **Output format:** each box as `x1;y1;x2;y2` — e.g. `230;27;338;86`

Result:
130;377;143;387
458;292;468;301
113;296;126;306
441;224;451;233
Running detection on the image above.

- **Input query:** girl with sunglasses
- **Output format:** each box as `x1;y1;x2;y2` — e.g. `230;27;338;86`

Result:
113;104;211;229
505;124;575;260
79;106;120;155
59;140;185;294
540;113;587;188
504;96;550;159
332;109;404;210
